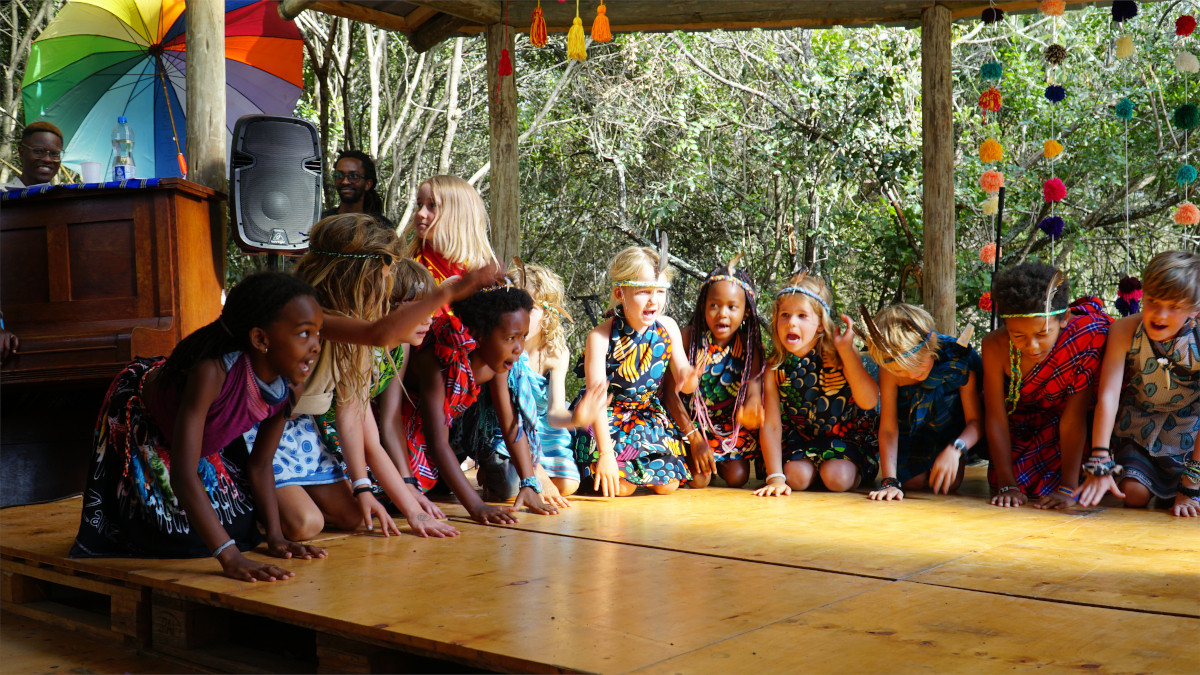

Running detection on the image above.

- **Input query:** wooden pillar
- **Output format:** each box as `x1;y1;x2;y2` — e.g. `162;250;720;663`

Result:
921;3;955;332
486;23;520;263
186;3;226;285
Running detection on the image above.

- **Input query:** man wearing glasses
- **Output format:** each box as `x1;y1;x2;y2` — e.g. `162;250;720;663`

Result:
321;149;393;228
6;121;63;189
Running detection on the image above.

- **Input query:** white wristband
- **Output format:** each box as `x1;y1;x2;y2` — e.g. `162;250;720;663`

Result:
352;477;372;489
765;472;786;483
212;539;237;558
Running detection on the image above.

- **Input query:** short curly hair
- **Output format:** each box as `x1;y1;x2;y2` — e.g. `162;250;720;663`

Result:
451;286;534;341
992;261;1070;317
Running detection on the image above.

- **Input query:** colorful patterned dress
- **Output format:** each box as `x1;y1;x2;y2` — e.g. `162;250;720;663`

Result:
573;308;691;485
402;314;481;491
691;331;759;461
1112;321;1199;498
993;297;1112;497
775;348;880;482
894;336;982;483
71;353;289;559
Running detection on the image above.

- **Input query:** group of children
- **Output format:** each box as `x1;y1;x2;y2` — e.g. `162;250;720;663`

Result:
69;172;1200;581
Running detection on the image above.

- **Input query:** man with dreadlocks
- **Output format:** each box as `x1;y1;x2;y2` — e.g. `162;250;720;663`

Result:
981;261;1112;509
322;150;394;228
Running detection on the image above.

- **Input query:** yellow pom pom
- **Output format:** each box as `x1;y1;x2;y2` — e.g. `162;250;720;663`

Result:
982;195;999;216
980;137;1004;164
568;17;587;61
1043;139;1063;159
591;1;612;43
1115;35;1135;59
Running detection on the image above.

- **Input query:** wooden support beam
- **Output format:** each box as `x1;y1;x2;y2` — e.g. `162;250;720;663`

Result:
408;1;501;25
309;1;411;32
486;24;520;264
185;2;225;193
408;13;470;53
921;3;955;333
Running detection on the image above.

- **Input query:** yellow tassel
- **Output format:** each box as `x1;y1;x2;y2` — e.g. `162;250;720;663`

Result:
592;1;611;42
568;16;587;61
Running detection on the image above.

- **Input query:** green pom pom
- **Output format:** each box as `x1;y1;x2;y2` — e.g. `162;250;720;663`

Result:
980;61;1003;80
1178;164;1198;185
1175;104;1199;130
1115;97;1134;120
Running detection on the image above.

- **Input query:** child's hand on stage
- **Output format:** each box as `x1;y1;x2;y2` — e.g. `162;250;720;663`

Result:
514;486;559;516
411;484;447;519
990;487;1027;508
539;475;571;511
753;475;791;497
1075;473;1123;508
219;549;294;582
687;433;716;477
1171;492;1200;517
929;444;961;495
594;452;621;497
1034;490;1077;510
868;484;903;501
407;510;460;537
469;502;520;525
266;537;327;560
357;491;403;536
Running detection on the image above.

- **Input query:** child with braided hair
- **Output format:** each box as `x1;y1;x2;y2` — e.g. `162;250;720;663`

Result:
1078;251;1200;516
982;262;1112;509
861;304;982;500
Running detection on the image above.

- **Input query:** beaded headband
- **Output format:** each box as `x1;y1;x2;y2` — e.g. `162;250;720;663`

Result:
311;249;394;265
616;279;671;289
540;300;572;321
706;274;756;300
999;308;1068;319
776;286;830;313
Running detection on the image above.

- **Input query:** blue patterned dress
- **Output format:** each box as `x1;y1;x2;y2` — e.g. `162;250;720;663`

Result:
573;308;691;485
1112;321;1199;498
894;336;982;483
776;348;880;482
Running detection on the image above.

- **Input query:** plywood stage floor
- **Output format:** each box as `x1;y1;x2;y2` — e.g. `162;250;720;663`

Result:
1;466;1197;674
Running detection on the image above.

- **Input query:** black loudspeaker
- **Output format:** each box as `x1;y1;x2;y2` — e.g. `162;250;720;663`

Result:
229;115;322;252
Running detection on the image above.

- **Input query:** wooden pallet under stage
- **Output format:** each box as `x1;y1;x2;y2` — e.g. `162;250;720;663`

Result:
2;466;1197;674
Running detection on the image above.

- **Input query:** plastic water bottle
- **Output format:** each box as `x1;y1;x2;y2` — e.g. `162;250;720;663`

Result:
111;116;135;180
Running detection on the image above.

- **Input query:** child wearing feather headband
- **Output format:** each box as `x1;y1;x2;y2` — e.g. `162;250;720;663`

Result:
982;262;1112;509
862;304;982;500
662;258;766;488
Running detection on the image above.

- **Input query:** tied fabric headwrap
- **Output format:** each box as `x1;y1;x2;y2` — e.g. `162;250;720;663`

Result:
883;331;934;364
776;286;830;314
311;249;394;265
999;308;1068;319
706;274;756;300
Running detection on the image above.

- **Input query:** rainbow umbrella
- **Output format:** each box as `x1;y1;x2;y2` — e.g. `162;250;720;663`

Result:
22;0;303;179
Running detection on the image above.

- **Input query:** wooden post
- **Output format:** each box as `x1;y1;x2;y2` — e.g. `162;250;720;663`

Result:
486;23;520;263
185;3;226;284
921;3;955;333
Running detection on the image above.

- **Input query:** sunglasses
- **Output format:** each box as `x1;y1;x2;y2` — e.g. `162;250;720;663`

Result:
22;144;62;160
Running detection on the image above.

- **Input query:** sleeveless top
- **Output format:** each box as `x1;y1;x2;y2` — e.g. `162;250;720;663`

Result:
1113;321;1200;456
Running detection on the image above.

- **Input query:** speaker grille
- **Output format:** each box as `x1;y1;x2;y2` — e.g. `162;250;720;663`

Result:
230;116;321;252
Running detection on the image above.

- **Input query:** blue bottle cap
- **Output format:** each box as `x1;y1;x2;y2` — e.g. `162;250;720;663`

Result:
117;116;127;124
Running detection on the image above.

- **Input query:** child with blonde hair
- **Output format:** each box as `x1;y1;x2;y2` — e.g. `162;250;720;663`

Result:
754;271;880;497
403;175;497;283
861;304;982;500
1078;251;1200;516
571;247;697;497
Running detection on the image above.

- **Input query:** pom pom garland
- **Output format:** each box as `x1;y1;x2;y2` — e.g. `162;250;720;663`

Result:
979;242;998;265
979;292;993;312
530;2;548;47
1178;15;1197;37
980;170;1005;193
981;7;1005;24
1111;1;1139;23
1174;104;1199;130
1043;177;1067;202
1175;51;1199;73
1177;164;1198;185
1174;201;1200;225
1040;0;1065;17
1044;139;1063;159
1045;44;1067;65
1115;97;1135;120
979;87;1002;113
1115;276;1143;316
591;1;612;42
1115;35;1136;59
980;61;1003;80
1038;215;1066;239
1045;85;1066;103
980;138;1004;164
982;195;999;216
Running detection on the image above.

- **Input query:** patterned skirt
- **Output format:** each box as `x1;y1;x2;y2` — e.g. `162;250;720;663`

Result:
1116;438;1188;500
244;415;346;488
71;358;260;559
781;427;879;485
573;402;691;486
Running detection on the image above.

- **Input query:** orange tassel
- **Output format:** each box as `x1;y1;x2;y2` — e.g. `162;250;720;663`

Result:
530;2;548;47
498;48;513;76
591;1;611;42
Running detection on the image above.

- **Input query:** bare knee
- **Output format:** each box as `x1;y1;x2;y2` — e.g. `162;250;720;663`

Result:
281;506;326;541
687;472;712;489
784;459;815;491
649;480;680;495
820;459;860;493
616;480;639;497
1121;479;1152;508
719;460;750;488
552;477;579;496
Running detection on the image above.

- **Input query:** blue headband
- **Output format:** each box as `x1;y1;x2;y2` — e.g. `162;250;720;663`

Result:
883;331;933;364
776;286;830;314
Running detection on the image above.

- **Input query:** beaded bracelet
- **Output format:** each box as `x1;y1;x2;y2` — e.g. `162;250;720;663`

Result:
880;477;902;491
1056;485;1076;498
1082;455;1121;477
998;485;1022;495
211;539;237;559
764;472;786;483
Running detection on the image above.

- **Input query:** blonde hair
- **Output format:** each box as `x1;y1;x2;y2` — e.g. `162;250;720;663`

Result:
864;304;941;375
516;262;570;361
768;272;837;368
1142;250;1200;308
295;214;400;403
402;175;496;269
392;258;437;303
607;246;673;310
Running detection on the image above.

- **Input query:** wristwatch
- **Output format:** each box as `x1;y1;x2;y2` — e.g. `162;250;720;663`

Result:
519;475;543;494
952;438;967;453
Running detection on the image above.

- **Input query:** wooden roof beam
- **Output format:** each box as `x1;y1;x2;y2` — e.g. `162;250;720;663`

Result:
408;13;471;53
407;0;502;26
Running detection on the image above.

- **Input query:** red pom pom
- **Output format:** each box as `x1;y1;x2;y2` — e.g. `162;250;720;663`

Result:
498;48;513;76
1043;177;1066;202
979;292;993;312
1178;15;1197;36
978;87;1002;113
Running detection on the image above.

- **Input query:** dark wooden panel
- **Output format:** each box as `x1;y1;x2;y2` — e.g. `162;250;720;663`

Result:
67;219;137;301
0;229;50;305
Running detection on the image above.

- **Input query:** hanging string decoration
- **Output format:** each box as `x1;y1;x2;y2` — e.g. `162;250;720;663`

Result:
591;1;612;42
981;61;1003;80
982;194;999;215
1175;104;1199;130
1115;97;1135;120
530;0;548;47
1178;15;1197;36
979;87;1002;114
1038;215;1066;239
980;137;1004;163
1177;164;1198;185
1116;35;1136;59
498;0;513;78
568;0;587;61
1043;177;1067;202
1045;85;1066;102
980;169;1004;193
979;242;998;265
1115;276;1143;316
1176;51;1200;73
1044;139;1063;159
1045;44;1067;65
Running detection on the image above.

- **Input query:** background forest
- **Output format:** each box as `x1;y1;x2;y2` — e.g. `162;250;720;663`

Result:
4;1;1198;345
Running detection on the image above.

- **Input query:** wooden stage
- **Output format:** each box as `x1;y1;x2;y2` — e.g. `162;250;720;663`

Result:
2;466;1197;674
